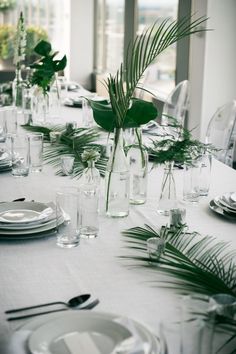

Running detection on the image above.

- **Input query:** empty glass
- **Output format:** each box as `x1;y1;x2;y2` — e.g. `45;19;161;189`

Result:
183;159;200;203
27;133;44;172
56;187;80;248
9;134;30;177
61;155;75;175
0;107;7;142
147;237;165;261
82;98;94;127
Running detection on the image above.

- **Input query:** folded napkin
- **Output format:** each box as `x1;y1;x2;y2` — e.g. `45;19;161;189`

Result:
222;194;236;209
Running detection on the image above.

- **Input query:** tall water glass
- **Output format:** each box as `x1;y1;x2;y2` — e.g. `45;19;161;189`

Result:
4;106;17;135
82;98;94;127
9;134;30;177
0;107;7;142
27;133;43;172
56;187;80;248
183;159;200;203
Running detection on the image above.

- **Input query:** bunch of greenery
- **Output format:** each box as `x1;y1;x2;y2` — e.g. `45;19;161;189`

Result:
0;24;48;62
0;0;15;11
148;121;215;165
22;124;107;177
90;16;208;133
122;224;236;352
30;40;67;95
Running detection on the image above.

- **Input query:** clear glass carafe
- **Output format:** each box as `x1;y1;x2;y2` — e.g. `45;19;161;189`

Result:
127;127;148;204
105;128;130;217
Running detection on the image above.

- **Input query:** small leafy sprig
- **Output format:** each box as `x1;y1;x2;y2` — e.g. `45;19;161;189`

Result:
30;40;67;95
13;12;26;69
81;149;101;164
148;122;215;165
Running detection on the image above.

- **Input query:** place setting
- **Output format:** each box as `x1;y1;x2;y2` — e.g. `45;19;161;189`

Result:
209;191;236;221
0;201;64;240
4;309;161;354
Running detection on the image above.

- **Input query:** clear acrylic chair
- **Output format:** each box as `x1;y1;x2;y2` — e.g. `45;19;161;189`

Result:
161;80;189;126
205;100;236;167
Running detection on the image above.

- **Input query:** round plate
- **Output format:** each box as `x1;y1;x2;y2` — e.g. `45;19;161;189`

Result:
209;200;236;221
0;202;53;224
21;311;160;354
29;312;132;354
214;196;236;214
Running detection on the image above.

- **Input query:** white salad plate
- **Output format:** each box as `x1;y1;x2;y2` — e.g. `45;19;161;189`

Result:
209;199;236;221
21;311;160;354
214;196;236;214
0;202;54;224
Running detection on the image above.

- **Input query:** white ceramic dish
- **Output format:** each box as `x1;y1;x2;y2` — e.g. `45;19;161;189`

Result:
21;311;160;354
0;202;53;224
214;196;236;214
209;200;236;221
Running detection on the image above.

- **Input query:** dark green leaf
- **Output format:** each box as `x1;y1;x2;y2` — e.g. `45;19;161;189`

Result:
34;40;51;56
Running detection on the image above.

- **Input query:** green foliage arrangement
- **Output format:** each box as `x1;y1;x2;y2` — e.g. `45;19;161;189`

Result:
22;124;107;177
0;25;48;63
0;0;15;11
90;16;208;133
30;40;67;95
148;121;215;165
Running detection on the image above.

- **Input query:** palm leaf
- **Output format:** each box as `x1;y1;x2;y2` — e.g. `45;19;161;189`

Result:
107;15;208;127
22;124;107;177
122;224;236;296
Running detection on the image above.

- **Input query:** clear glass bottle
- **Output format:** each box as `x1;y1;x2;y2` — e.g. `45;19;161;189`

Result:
79;160;100;238
199;152;212;196
127;127;148;204
22;87;33;125
105;128;130;217
157;161;177;215
12;68;24;110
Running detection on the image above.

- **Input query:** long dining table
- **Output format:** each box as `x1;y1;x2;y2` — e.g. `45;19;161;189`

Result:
0;101;236;353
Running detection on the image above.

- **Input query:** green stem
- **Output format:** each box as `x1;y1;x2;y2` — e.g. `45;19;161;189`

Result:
105;128;121;213
135;128;146;169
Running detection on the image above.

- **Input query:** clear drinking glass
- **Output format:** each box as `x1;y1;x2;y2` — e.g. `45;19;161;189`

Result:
56;187;80;248
22;87;33;125
157;161;177;215
27;133;44;172
61;155;75;175
183;159;201;203
0;107;7;142
9;134;30;177
82;98;94;127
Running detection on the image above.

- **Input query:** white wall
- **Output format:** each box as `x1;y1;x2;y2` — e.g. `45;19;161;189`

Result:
189;0;236;140
68;0;94;90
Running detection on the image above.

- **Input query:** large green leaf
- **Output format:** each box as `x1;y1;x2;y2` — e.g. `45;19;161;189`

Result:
34;40;51;56
124;98;158;128
89;100;115;132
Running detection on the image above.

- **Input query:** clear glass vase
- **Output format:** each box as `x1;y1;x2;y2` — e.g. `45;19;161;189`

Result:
79;160;100;238
22;87;33;125
127;127;148;204
33;89;49;124
12;68;24;110
105;128;130;217
157;161;177;215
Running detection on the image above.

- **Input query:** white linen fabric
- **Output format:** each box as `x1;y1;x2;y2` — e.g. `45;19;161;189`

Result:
0;114;235;352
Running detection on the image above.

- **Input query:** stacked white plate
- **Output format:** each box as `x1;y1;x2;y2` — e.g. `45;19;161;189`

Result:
19;311;161;354
0;150;12;172
209;192;236;220
0;201;63;240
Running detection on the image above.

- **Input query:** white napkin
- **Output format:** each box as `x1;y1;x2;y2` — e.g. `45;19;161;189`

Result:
111;317;151;354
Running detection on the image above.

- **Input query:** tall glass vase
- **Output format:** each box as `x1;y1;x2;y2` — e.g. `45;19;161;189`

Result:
12;68;24;110
105;128;130;217
127;127;148;204
157;161;177;215
33;89;49;124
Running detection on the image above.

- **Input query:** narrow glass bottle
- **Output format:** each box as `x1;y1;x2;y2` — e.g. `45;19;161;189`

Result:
127;127;148;204
157;161;177;215
79;160;100;238
105;128;130;217
12;67;24;110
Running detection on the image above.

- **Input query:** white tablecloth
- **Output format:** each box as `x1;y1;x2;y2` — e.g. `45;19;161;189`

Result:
0;106;236;351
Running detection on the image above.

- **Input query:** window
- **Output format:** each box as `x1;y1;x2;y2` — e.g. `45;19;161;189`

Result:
95;0;178;98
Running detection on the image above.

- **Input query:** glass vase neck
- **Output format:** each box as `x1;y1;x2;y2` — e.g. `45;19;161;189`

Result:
87;160;95;168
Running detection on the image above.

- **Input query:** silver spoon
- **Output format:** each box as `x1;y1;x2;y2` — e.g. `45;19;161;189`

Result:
5;294;91;314
7;299;100;321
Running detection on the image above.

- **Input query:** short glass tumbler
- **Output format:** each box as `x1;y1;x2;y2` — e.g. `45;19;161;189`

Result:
27;133;43;172
61;155;75;176
56;188;80;248
9;134;30;177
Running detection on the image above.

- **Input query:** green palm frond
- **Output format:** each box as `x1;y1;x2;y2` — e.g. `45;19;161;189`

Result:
122;224;236;296
22;124;107;177
107;15;208;127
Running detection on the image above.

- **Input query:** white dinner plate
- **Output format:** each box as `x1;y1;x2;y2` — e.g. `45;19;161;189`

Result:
209;200;236;221
21;311;160;354
214;196;236;214
0;202;53;224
